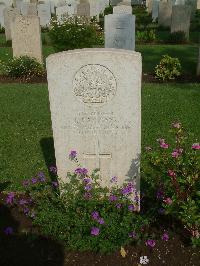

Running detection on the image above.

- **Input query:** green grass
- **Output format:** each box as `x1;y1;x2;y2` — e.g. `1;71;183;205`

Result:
0;43;198;76
0;83;200;190
136;44;199;75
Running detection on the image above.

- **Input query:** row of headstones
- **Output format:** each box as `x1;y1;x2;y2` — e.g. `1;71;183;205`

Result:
8;2;134;64
0;0;111;29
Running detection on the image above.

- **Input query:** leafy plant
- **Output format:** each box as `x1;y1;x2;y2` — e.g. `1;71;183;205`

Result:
136;29;157;44
144;123;200;245
167;31;187;44
49;16;101;52
23;152;150;253
155;55;182;81
1;56;44;80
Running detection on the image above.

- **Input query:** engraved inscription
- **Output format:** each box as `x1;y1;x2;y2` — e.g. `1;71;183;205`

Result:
73;64;117;105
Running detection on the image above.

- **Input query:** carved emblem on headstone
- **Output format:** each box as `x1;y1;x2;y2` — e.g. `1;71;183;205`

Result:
73;64;117;106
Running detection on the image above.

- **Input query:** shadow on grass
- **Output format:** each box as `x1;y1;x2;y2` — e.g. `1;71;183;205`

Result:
40;137;56;181
0;196;65;266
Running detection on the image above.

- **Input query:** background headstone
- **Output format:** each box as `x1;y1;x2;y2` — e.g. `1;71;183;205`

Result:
12;15;43;63
105;14;135;50
146;0;153;13
113;5;132;14
0;2;6;27
37;2;51;26
171;5;191;39
46;48;141;191
152;0;159;21
77;2;90;16
110;0;121;6
4;7;20;41
158;2;172;27
21;3;37;16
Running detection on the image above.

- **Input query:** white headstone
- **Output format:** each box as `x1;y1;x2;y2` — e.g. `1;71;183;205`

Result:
37;2;51;26
158;2;172;27
0;2;6;27
152;0;159;21
4;7;20;41
105;14;135;50
171;5;191;39
77;2;90;16
21;3;37;16
113;5;132;14
46;48;141;196
12;15;43;63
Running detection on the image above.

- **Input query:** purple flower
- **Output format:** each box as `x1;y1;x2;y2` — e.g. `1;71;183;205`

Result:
146;239;156;248
38;172;46;182
84;184;92;191
158;208;165;215
75;167;88;176
172;148;183;158
49;165;57;175
19;199;28;205
156;188;164;200
4;227;13;235
121;183;135;195
91;227;100;236
69;150;77;160
83;178;91;184
6;192;15;205
110;176;117;183
128;231;137;238
23;208;30;215
116;203;122;209
31;177;38;184
84;192;92;199
91;211;99;220
97;218;105;225
109;194;118;202
22;179;30;187
52;181;58;188
128;205;135;212
162;232;169;241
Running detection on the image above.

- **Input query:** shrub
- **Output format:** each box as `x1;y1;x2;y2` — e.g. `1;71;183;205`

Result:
49;16;101;52
1;56;44;80
104;5;113;16
155;55;181;81
136;29;157;43
23;153;150;253
144;123;200;246
167;31;187;44
0;25;5;33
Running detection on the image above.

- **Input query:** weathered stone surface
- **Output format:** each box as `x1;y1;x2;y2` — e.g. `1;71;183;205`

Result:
113;5;132;14
4;7;20;41
37;2;51;26
0;2;6;27
152;0;159;21
110;0;121;6
46;48;141;193
197;0;200;9
77;2;90;16
21;3;37;16
158;2;172;27
12;15;42;63
118;1;132;6
146;0;153;13
105;13;135;50
171;5;191;39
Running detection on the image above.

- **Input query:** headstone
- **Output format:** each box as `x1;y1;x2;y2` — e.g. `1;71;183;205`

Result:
14;0;23;12
152;0;159;21
21;3;37;16
77;2;90;16
113;5;132;14
37;3;51;26
50;1;55;14
1;0;13;7
174;0;185;5
12;15;43;63
185;0;197;17
46;48;141;197
171;5;191;39
197;0;200;8
0;2;6;27
4;7;20;41
118;1;132;6
105;14;135;50
56;5;72;21
158;2;172;27
110;0;121;6
146;0;153;13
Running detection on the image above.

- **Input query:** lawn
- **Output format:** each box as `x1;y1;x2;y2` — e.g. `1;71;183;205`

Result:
0;82;200;190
